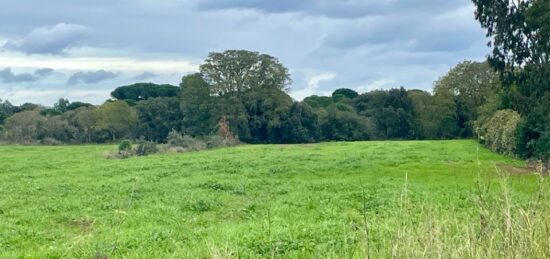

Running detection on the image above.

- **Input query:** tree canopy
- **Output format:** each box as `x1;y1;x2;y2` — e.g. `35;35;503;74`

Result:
200;50;292;96
111;83;180;102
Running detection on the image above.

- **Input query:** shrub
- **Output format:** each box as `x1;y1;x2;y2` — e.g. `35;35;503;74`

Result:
41;137;61;145
478;109;521;155
118;140;132;151
135;139;158;156
166;130;206;150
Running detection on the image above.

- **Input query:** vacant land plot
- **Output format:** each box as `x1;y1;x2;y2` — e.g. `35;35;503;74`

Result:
0;140;548;258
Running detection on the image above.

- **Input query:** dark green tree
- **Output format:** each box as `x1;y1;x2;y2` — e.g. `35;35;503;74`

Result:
241;87;293;143
135;97;182;142
200;50;292;96
472;0;550;169
180;73;215;136
269;102;320;143
111;83;180;102
332;88;359;102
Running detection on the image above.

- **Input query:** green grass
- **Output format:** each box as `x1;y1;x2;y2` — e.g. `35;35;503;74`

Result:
0;140;548;258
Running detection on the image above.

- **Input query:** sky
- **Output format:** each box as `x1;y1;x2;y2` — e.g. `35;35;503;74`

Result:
0;0;490;105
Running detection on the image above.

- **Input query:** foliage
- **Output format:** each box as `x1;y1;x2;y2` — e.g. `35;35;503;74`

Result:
433;61;499;137
303;95;333;109
3;110;76;144
166;130;207;151
200;50;292;96
473;0;550;165
478;109;521;155
269;102;320;143
134;97;182;142
135;138;158;156
94;101;137;142
180;73;215;136
111;83;180;102
240;87;293;143
118;139;132;152
332;88;358;102
353;88;415;139
320;105;375;141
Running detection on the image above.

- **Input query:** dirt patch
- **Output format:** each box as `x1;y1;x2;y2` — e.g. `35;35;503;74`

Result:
496;163;536;175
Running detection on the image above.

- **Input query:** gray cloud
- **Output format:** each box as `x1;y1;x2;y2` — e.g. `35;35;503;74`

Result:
0;68;39;83
196;0;467;19
34;68;55;77
134;71;158;81
67;70;119;85
2;23;89;54
0;0;490;104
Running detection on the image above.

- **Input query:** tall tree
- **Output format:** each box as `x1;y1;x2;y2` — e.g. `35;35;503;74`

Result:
200;50;292;96
472;0;550;169
433;61;499;137
180;73;215;136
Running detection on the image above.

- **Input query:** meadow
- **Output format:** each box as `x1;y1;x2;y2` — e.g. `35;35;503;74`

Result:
0;140;548;258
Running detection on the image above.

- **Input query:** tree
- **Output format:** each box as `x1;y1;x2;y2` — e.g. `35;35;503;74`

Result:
134;97;182;142
269;102;320;143
303;95;333;109
180;73;215;136
0;99;16;123
472;0;550;167
407;90;458;139
332;88;358;102
200;50;292;96
3;110;43;143
320;104;375;141
433;61;499;137
66;101;93;111
353;88;415;139
4;110;76;143
111;83;180;102
241;87;293;143
94;101;137;141
72;107;97;143
54;98;70;113
16;103;39;112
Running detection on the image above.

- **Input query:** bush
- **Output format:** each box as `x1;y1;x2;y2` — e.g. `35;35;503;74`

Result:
118;140;132;151
478;109;521;155
41;137;61;145
166;130;206;150
135;139;158;156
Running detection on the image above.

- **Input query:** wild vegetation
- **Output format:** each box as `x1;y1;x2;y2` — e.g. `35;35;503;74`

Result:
0;140;547;258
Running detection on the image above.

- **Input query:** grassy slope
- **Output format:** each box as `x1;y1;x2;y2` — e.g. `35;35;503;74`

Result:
0;140;548;258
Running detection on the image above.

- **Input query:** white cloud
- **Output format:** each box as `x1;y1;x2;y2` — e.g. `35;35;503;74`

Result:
291;72;336;100
0;88;110;105
0;51;199;74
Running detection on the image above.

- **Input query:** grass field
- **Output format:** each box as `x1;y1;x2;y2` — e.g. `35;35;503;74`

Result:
0;140;548;258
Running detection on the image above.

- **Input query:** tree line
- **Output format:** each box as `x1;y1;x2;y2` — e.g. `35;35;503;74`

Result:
0;51;500;145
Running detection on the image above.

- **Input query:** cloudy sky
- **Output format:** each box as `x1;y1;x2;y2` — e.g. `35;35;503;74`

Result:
0;0;489;105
